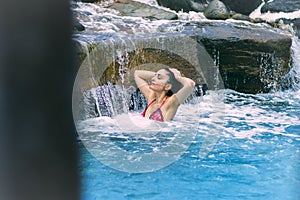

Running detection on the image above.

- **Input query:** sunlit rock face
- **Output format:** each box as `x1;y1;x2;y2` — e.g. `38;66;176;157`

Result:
108;0;178;20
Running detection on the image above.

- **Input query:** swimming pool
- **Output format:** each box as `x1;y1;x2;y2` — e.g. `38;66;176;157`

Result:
72;0;300;198
77;89;300;200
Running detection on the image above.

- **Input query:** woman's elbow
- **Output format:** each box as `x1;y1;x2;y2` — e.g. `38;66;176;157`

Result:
134;70;142;79
189;79;196;88
181;78;195;89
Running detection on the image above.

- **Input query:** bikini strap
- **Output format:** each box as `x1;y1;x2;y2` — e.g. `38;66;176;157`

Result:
148;99;156;107
141;97;168;117
141;99;156;117
160;96;169;107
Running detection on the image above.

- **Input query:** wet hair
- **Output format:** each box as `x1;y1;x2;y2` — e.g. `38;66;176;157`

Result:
163;68;182;96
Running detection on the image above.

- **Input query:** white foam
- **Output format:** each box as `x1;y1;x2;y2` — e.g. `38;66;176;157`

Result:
178;11;206;21
76;89;300;155
113;113;170;137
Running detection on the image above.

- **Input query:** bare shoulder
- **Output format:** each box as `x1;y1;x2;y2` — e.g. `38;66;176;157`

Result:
162;95;180;121
165;94;180;109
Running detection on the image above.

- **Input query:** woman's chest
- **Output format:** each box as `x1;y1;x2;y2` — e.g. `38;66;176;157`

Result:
145;104;165;118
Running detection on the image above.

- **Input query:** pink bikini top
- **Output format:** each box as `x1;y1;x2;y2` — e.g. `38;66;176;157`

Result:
141;97;169;122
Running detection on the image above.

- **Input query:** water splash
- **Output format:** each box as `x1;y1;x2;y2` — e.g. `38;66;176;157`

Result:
224;89;300;140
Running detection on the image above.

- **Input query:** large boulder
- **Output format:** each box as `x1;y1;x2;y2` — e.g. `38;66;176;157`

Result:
204;0;230;20
261;0;300;13
195;22;292;93
109;0;178;20
221;0;262;15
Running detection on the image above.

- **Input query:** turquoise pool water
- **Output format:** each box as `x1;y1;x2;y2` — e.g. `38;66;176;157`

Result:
78;89;300;200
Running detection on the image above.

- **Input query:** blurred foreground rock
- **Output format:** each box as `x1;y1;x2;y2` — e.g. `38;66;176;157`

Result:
0;1;79;200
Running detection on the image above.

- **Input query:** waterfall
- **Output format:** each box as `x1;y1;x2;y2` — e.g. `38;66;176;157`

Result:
281;36;300;91
80;83;147;119
290;37;300;90
258;52;280;92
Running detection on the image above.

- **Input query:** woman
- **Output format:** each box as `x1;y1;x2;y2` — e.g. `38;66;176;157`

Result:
134;68;195;122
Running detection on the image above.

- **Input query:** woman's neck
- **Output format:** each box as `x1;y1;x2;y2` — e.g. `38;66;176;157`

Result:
154;91;167;104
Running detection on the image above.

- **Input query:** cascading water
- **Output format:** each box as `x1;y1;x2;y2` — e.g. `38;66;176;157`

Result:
81;81;145;119
282;37;300;91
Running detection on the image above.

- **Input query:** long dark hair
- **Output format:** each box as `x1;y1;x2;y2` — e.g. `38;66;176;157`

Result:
164;68;182;96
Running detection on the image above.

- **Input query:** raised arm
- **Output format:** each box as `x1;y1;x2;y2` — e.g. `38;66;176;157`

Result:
134;70;155;101
169;68;195;104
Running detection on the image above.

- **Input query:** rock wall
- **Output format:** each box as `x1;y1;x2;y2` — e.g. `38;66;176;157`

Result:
74;21;292;94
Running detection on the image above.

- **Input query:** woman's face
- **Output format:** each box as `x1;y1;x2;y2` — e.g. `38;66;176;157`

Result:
149;69;171;91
